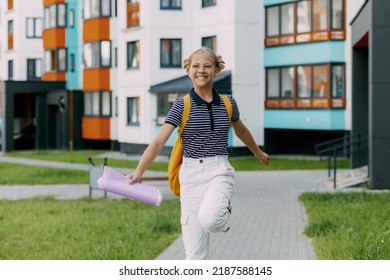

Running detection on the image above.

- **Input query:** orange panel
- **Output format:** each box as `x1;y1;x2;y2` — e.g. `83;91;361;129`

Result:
8;33;13;49
43;28;66;49
8;0;13;10
42;72;66;81
83;18;110;42
43;0;65;6
83;68;110;91
82;116;111;140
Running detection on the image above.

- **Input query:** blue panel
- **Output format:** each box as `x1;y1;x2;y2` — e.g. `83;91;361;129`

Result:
264;109;345;130
264;42;345;67
66;0;83;90
264;0;292;6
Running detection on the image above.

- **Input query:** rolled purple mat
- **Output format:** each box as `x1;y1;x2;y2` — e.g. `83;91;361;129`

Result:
97;166;162;206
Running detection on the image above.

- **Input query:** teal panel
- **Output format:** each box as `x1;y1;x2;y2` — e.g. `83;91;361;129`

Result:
264;41;345;67
264;0;292;6
66;0;83;90
264;109;345;130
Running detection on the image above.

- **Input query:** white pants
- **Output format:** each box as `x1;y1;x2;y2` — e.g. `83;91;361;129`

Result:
179;156;235;260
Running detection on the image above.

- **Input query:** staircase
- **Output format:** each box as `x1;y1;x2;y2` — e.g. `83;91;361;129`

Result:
320;165;369;189
315;132;369;189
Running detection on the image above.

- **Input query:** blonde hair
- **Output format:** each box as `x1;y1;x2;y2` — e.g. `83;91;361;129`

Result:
183;47;225;73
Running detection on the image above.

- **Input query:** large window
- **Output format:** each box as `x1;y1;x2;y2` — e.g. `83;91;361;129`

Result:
265;64;345;109
84;91;111;116
44;48;67;72
265;0;345;46
84;41;111;68
26;18;42;38
127;97;140;125
84;0;111;19
27;59;42;80
202;36;217;51
44;3;66;29
160;39;181;68
127;41;140;69
161;0;181;9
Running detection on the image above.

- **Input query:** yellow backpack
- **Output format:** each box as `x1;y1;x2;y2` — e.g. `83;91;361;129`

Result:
168;94;233;196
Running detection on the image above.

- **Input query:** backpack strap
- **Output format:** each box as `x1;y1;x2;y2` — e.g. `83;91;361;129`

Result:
220;94;233;121
178;94;191;136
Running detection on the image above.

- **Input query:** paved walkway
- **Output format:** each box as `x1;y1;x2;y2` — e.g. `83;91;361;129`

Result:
0;155;335;260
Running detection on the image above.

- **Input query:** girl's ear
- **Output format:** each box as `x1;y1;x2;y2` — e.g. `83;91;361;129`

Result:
214;67;220;76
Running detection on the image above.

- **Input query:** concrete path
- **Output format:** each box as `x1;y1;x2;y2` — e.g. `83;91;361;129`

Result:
0;155;334;260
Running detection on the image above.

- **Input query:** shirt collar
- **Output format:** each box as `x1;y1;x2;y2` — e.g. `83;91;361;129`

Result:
190;88;221;106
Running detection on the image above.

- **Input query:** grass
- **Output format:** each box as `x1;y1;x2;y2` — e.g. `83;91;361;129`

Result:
5;149;350;171
0;163;88;185
300;192;390;260
0;197;181;260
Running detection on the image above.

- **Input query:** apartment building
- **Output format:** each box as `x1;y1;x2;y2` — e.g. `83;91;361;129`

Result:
0;0;265;154
263;0;365;154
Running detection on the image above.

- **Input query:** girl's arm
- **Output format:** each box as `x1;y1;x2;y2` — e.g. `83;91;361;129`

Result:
127;123;176;183
231;118;270;166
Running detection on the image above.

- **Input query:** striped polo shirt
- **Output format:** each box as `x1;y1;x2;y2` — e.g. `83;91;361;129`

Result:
165;88;240;159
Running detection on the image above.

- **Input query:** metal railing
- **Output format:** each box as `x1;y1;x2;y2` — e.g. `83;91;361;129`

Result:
315;132;368;189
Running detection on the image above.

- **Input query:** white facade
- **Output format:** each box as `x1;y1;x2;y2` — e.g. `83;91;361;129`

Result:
0;0;43;81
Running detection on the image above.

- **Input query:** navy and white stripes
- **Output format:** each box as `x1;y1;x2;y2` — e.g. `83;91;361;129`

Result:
165;88;240;159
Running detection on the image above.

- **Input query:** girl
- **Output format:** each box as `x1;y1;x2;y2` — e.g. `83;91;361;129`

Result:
128;47;269;259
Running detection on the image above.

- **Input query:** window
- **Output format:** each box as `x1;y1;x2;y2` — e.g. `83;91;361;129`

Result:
84;0;111;19
266;67;294;99
313;0;328;31
157;93;183;125
7;20;13;49
127;41;140;69
8;60;13;80
44;3;66;29
265;64;345;109
69;9;75;27
202;36;217;51
332;0;343;29
265;0;345;46
44;48;67;72
266;6;279;37
127;0;140;27
313;65;328;97
27;59;42;80
70;54;75;72
266;68;279;99
84;41;111;68
202;0;216;8
84;91;111;116
161;0;181;9
331;65;344;98
297;0;311;33
127;97;140;125
160;39;181;68
281;67;294;98
26;18;42;38
281;3;294;35
297;65;312;98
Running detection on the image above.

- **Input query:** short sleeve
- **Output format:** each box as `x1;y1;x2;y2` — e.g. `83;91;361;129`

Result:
164;97;184;127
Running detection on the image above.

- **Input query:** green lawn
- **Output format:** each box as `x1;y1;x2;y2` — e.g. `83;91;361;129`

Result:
0;197;181;260
300;192;390;259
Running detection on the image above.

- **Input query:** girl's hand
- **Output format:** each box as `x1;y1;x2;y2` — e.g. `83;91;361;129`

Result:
127;171;142;184
257;152;270;166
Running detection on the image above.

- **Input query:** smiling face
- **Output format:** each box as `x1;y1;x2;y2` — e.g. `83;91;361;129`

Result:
187;52;219;91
